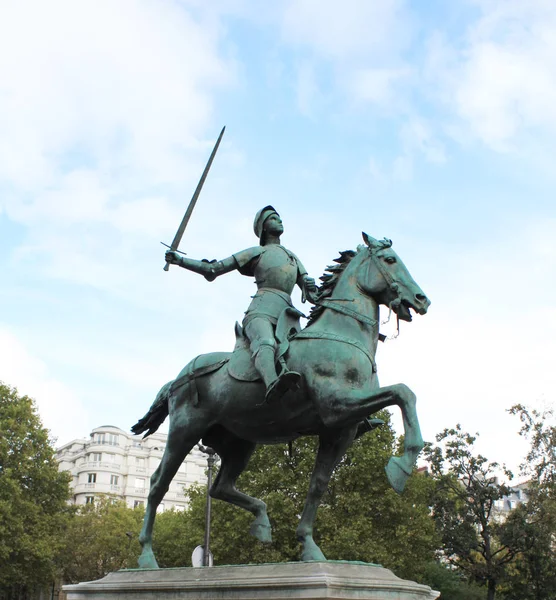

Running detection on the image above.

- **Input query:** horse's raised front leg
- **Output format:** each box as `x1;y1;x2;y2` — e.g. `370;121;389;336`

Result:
321;383;424;494
206;428;271;543
138;407;208;569
384;385;424;494
296;428;356;561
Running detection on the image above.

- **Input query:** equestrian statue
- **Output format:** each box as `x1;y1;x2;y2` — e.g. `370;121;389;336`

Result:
132;130;431;568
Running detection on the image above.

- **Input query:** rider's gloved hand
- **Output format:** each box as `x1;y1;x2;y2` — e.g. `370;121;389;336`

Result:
165;250;181;265
303;276;319;304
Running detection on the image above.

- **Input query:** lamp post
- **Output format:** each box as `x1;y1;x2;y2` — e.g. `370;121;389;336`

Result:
197;444;218;567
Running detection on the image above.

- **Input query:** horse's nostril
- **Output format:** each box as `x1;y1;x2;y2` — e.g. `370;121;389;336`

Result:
415;294;427;302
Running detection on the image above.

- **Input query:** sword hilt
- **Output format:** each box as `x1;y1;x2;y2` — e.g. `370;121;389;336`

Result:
161;242;186;272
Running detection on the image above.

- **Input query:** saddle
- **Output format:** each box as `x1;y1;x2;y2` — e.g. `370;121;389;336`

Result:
227;307;305;382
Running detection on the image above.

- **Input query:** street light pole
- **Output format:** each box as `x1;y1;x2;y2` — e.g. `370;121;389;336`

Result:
197;444;217;567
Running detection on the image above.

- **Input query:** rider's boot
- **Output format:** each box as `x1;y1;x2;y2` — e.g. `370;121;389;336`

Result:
253;345;301;403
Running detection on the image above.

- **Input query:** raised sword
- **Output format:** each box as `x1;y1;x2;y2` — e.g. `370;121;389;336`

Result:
163;126;226;271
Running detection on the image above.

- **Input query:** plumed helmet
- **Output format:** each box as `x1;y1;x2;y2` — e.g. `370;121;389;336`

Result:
253;205;279;245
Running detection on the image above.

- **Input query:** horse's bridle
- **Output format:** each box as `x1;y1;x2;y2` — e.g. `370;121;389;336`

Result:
318;298;378;327
317;245;404;336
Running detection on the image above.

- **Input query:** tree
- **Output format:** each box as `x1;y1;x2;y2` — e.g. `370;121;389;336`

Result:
156;413;438;582
498;501;556;600
152;507;197;568
424;426;517;600
500;405;556;600
509;404;555;489
419;561;486;600
0;382;72;598
58;496;144;584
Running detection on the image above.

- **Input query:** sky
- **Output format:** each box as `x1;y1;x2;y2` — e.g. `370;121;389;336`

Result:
1;0;555;479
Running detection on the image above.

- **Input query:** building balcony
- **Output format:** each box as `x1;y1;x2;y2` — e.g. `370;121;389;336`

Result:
74;482;97;493
74;482;125;496
76;461;122;474
91;440;120;446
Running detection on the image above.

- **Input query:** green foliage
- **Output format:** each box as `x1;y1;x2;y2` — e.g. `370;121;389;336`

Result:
509;404;556;489
500;405;556;600
167;414;438;582
0;382;73;597
424;426;517;600
419;561;486;600
498;500;556;600
59;496;144;583
153;507;199;568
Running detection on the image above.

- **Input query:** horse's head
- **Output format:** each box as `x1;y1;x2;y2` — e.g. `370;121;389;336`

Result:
358;232;430;321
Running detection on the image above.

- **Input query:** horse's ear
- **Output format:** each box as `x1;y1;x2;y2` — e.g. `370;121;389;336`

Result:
362;232;378;248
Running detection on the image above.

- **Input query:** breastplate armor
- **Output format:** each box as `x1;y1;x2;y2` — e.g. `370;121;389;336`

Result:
253;245;298;294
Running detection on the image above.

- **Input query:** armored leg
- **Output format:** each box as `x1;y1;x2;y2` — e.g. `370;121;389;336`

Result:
250;344;279;389
244;317;300;402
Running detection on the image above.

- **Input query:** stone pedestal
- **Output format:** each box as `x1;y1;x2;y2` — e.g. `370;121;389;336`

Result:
63;561;439;599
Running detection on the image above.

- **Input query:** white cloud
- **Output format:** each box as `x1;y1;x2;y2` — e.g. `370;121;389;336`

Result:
281;0;416;119
400;120;446;164
0;0;236;296
282;0;411;61
295;60;319;117
350;67;411;107
427;0;556;150
366;118;445;183
0;327;91;445
0;0;232;186
377;216;556;472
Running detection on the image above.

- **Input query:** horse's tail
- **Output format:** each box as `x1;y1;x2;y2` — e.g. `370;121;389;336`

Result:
131;381;172;438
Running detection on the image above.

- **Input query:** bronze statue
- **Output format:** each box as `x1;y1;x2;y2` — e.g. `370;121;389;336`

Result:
134;228;430;568
165;205;318;403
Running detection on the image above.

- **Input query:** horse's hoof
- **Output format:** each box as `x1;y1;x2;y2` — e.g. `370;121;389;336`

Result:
301;542;327;562
138;551;159;569
250;522;272;544
385;456;412;494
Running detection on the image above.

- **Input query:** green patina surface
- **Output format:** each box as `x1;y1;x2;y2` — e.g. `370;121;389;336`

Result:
132;206;431;568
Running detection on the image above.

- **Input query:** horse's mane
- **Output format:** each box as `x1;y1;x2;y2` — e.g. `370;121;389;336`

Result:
307;249;357;326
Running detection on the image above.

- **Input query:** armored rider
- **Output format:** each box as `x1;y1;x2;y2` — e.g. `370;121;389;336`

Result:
164;206;319;402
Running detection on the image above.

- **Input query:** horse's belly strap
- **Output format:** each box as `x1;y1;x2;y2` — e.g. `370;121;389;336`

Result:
293;331;376;372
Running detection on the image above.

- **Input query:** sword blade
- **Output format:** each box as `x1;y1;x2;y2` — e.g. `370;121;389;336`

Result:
164;125;226;271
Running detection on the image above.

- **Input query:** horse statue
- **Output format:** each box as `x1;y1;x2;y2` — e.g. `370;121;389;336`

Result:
132;232;430;568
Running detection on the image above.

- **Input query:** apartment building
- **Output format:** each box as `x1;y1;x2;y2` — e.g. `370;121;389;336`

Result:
494;480;530;517
55;425;207;511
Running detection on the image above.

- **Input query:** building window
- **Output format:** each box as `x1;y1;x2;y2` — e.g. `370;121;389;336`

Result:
134;500;144;508
110;475;119;485
104;453;116;462
135;478;145;488
133;440;142;448
85;496;94;504
89;452;101;462
94;432;119;445
87;473;97;484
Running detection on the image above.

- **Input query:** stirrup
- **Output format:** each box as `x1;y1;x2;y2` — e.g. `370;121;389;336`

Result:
265;371;301;403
